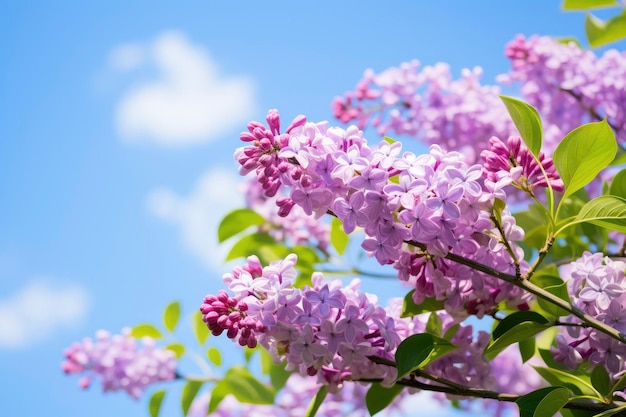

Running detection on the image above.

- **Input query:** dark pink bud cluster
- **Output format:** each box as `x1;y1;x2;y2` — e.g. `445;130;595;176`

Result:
235;109;306;198
481;136;564;193
200;290;263;348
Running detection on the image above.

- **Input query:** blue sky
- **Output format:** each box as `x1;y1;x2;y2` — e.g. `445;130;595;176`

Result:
0;1;619;416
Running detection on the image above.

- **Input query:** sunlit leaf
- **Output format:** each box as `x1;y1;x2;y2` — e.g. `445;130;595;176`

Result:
586;11;626;48
193;310;209;345
330;217;349;255
563;0;619;10
516;386;569;417
401;290;445;317
500;96;543;157
304;385;328;417
149;390;166;417
609;169;626;199
131;324;162;339
165;343;185;359
181;380;203;416
571;195;626;234
207;347;222;367
218;208;265;242
163;301;181;333
553;120;616;201
533;366;597;396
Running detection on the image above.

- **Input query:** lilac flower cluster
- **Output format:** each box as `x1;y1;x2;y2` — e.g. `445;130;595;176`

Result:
187;373;369;417
553;252;626;379
481;135;564;194
500;35;626;149
236;110;532;318
61;328;176;398
332;61;515;163
201;254;402;388
201;255;532;402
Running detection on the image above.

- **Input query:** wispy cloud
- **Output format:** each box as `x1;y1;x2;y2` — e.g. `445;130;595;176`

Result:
112;31;256;146
0;280;89;349
147;167;243;269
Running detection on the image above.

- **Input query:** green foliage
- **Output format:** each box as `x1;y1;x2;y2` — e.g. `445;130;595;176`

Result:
304;386;328;417
131;324;163;339
519;337;536;364
563;0;620;10
401;290;445;317
500;96;543;157
516;386;570;417
533;275;571;318
365;383;404;416
163;301;181;333
260;349;291;392
148;390;166;417
181;381;204;416
207;347;222;367
192;310;210;345
425;312;443;336
609;168;626;199
586;11;626;48
165;343;185;359
553;120;616;202
485;312;550;360
218;208;265;242
571;195;626;234
330;217;349;255
591;365;611;399
209;367;275;412
532;366;598;397
226;232;279;262
395;333;456;379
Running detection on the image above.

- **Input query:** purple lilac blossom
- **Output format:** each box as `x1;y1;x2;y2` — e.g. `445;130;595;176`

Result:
61;328;176;399
554;253;626;389
236;110;531;318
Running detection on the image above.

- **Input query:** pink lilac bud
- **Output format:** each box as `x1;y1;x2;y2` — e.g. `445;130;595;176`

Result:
481;136;564;193
61;328;176;399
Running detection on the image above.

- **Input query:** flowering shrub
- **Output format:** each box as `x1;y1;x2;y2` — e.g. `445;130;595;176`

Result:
63;3;626;416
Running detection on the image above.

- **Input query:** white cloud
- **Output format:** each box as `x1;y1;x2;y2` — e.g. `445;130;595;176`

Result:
113;31;256;146
147;167;244;269
0;280;89;349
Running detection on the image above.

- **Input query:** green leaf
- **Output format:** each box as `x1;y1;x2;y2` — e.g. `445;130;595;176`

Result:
492;311;549;340
218;208;265;242
591;365;611;398
165;343;185;359
500;96;543;157
425;312;443;336
131;324;162;339
208;380;229;413
383;136;397;144
163;301;181;333
572;195;626;234
330;217;349;255
519;337;536;364
516;386;569;417
492;198;506;226
553;120;617;201
226;233;279;261
563;0;620;10
181;380;203;416
207;347;222;367
193;310;210;345
395;333;456;379
366;383;404;416
223;366;275;405
533;277;571;318
260;349;290;391
485;321;549;360
554;37;583;48
304;385;328;417
401;290;445;317
609;169;626;199
586;11;626;48
533;366;598;396
149;390;166;417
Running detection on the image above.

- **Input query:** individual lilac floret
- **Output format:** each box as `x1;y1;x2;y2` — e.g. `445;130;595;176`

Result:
61;328;176;399
481;135;564;193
